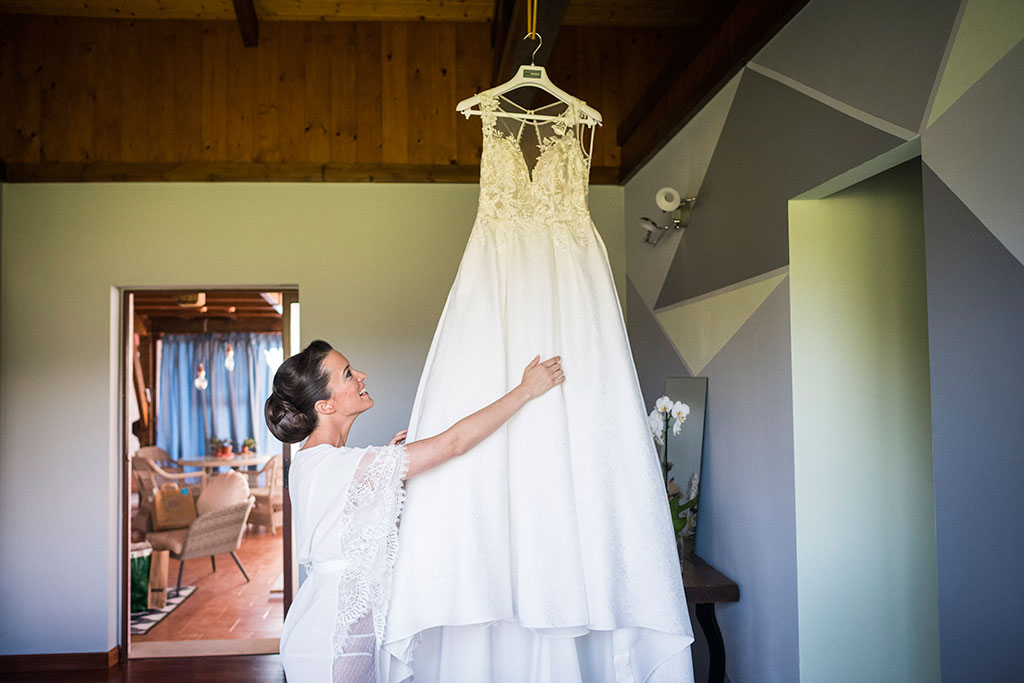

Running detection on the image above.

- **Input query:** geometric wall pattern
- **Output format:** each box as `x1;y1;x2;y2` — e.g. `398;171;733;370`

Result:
923;35;1024;266
754;0;961;133
625;276;690;412
624;73;741;309
624;0;1023;679
654;69;902;308
693;279;800;683
656;269;786;375
928;0;1024;126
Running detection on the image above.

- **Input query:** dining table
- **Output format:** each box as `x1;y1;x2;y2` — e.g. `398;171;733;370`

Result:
178;453;273;476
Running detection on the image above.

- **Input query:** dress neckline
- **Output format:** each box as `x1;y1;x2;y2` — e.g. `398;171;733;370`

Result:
478;91;585;184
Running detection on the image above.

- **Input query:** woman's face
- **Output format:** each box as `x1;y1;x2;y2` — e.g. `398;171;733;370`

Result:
320;350;373;417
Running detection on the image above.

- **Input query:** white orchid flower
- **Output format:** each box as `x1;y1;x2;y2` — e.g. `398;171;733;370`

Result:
655;396;673;413
672;418;683;436
647;409;665;445
671;401;690;421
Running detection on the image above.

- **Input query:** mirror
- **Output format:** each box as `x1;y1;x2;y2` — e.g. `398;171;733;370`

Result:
665;377;708;556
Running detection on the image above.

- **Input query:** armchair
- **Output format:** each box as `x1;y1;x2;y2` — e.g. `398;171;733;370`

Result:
132;449;205;534
146;470;255;596
246;455;284;534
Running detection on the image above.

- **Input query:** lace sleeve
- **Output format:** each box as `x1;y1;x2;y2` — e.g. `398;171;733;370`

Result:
331;444;410;664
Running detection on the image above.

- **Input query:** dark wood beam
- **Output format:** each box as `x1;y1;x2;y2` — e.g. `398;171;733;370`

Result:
492;0;514;54
231;0;259;47
2;161;621;184
493;0;571;85
147;317;283;335
617;1;738;146
617;0;810;182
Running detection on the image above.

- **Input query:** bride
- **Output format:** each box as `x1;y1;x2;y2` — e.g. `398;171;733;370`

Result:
265;339;564;682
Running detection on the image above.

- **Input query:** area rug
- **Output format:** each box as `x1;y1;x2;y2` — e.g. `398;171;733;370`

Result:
130;586;196;635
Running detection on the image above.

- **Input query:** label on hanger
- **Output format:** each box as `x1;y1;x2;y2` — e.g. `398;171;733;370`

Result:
524;69;542;79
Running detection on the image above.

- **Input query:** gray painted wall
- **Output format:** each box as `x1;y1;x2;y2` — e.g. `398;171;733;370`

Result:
626;276;690;409
754;0;961;132
922;37;1024;267
697;281;799;683
922;165;1024;680
655;70;901;308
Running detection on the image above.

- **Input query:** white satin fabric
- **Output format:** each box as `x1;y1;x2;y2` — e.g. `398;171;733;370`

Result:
383;93;694;683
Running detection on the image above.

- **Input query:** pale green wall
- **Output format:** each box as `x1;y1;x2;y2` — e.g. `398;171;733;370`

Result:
789;160;940;681
0;181;624;654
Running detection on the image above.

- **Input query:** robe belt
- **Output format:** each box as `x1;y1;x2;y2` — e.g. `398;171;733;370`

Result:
309;558;348;573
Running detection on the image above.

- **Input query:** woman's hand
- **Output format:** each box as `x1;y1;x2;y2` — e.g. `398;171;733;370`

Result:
403;354;567;478
519;355;565;399
389;429;408;446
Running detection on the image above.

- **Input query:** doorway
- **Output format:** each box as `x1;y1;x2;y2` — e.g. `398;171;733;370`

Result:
120;287;299;659
788;158;941;679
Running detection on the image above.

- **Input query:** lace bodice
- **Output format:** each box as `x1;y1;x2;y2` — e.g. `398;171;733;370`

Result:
474;91;595;247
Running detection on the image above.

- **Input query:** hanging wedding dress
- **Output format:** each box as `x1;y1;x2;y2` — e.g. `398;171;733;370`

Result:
384;91;694;683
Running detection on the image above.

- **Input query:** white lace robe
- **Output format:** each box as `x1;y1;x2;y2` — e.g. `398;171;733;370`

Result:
281;443;409;683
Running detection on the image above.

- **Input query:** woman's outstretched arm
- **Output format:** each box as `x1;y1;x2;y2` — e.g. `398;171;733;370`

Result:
402;355;564;478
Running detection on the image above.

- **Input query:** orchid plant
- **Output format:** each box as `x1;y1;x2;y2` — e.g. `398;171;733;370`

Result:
648;396;692;538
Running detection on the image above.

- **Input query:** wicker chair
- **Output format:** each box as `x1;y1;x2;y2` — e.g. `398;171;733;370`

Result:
246;455;284;535
132;449;205;534
136;446;186;474
146;470;255;596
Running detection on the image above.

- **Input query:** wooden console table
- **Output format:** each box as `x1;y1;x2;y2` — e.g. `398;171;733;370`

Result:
683;555;740;683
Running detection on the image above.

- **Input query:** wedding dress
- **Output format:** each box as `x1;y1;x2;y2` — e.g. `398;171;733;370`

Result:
384;92;694;683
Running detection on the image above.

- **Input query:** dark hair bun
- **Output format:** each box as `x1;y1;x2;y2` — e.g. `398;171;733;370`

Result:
264;340;335;444
265;393;317;444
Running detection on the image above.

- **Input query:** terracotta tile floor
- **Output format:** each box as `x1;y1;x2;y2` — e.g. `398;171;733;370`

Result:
133;528;284;643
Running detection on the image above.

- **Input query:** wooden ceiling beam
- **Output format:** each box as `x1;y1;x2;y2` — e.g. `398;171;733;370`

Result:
146;317;284;335
231;0;258;47
0;1;495;22
0;1;717;26
133;307;282;314
493;0;571;86
617;0;809;181
132;289;285;299
3;161;622;184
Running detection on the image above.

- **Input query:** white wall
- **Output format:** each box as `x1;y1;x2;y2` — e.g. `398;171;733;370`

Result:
0;181;624;654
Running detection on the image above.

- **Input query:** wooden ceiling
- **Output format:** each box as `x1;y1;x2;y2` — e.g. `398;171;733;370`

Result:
133;290;283;333
0;0;807;184
0;0;713;26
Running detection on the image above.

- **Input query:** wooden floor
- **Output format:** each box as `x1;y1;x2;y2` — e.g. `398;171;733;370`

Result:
133;528;284;643
0;655;285;682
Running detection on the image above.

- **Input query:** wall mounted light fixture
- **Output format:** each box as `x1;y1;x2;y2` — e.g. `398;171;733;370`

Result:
640;187;696;246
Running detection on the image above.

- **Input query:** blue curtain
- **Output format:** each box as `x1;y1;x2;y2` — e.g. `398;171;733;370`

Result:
157;332;283;462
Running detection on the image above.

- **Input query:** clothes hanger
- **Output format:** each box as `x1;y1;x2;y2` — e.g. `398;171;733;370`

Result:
456;33;603;127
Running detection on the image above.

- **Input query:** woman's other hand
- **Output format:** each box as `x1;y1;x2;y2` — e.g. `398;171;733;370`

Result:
519;355;565;399
389;429;408;446
403;355;566;478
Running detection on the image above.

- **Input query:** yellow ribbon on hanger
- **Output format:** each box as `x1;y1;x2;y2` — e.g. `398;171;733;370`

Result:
526;0;538;39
